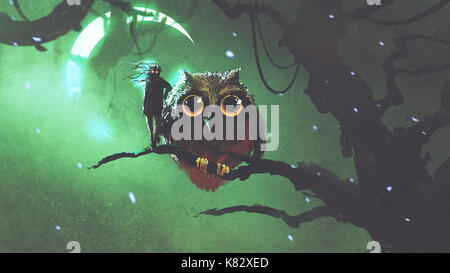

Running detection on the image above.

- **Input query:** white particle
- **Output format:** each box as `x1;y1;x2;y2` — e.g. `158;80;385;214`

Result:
349;178;355;183
404;218;411;222
305;197;310;203
32;36;42;43
288;234;293;241
290;164;296;168
128;192;136;204
232;32;237;37
279;93;283;96
386;186;392;192
11;16;15;21
56;225;61;231
9;0;13;5
411;117;419;123
350;71;356;76
12;42;18;47
77;162;83;169
25;82;31;90
353;107;359;113
316;171;321;176
376;104;381;108
421;131;427;135
313;125;318;131
225;50;235;58
328;14;335;19
35;128;40;134
379;41;385;46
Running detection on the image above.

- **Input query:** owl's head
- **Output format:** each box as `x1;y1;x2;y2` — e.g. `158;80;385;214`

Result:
161;68;263;191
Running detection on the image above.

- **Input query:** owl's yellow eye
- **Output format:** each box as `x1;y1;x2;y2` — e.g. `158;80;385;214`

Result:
182;95;204;117
221;95;243;117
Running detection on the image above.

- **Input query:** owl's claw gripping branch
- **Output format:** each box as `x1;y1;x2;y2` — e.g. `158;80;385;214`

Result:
196;157;209;173
196;157;230;177
217;163;230;177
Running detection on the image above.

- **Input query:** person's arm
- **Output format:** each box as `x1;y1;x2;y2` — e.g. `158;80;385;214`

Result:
163;80;172;100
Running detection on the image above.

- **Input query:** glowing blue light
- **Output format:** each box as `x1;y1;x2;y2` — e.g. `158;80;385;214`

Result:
313;125;318;131
349;178;355;183
225;50;235;58
32;37;42;43
379;41;385;46
89;120;116;141
56;225;61;231
353;107;359;113
288;234;293;241
411;117;419;123
232;32;237;37
129;192;136;204
404;218;411;222
328;14;335;19
290;164;296;168
350;71;356;76
386;186;392;192
35;128;41;134
77;162;83;169
12;42;18;47
305;197;310;203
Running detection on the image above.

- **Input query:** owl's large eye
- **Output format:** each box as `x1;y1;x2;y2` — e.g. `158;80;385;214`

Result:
221;95;243;117
182;95;204;117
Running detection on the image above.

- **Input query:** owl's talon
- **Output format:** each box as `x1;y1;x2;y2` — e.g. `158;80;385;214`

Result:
216;163;230;177
196;157;209;174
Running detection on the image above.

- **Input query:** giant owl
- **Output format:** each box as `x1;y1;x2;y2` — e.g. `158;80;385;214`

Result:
160;68;264;191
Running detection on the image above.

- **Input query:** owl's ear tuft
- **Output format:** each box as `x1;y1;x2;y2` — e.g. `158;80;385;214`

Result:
225;68;241;83
184;71;194;83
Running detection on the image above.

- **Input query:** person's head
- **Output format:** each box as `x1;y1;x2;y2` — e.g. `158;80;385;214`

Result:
148;63;162;78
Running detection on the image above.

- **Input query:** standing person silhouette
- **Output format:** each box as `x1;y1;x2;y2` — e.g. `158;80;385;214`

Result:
142;63;172;149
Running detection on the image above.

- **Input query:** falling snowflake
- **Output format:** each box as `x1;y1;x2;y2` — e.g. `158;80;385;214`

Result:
225;50;235;58
77;162;83;169
411;117;420;123
386;186;392;192
288;234;293;241
379;41;385;46
32;37;42;43
35;128;41;134
56;225;61;231
128;192;136;204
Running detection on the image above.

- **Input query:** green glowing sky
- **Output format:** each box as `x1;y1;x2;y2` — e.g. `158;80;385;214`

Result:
1;0;448;252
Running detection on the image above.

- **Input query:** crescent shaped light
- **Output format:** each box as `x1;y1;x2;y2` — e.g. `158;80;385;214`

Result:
66;7;194;98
